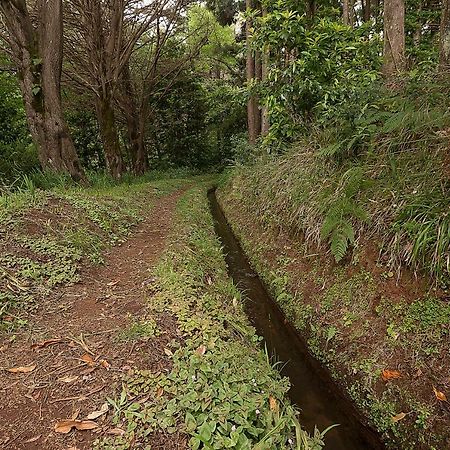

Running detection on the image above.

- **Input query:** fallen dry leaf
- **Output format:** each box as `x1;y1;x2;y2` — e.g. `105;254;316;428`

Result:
196;345;207;356
100;359;111;370
164;348;173;357
31;338;63;350
6;364;36;374
107;427;125;436
392;412;406;423
58;375;79;383
269;396;278;412
86;403;109;420
381;369;401;381
54;419;98;434
81;354;95;366
23;434;41;443
156;387;164;398
433;386;448;402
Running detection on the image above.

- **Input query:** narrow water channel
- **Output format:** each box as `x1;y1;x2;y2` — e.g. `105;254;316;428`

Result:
208;190;385;450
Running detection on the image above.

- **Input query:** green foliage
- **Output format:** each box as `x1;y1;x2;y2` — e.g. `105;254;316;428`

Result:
253;6;381;142
65;101;104;170
320;168;369;262
0;61;38;183
222;143;448;281
118;318;160;341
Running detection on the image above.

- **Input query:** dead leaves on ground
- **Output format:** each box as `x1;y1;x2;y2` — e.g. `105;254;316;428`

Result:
54;419;98;434
54;403;109;434
58;375;79;383
381;369;401;381
196;345;207;356
269;395;279;413
433;386;448;403
86;403;109;420
391;412;407;423
31;338;64;350
81;353;95;366
6;364;36;374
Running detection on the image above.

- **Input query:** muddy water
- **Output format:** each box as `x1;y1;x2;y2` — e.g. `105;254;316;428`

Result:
209;190;384;450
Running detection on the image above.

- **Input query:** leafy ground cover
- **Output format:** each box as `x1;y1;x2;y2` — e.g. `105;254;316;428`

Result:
0;177;324;449
0;176;187;331
95;185;326;450
218;156;450;450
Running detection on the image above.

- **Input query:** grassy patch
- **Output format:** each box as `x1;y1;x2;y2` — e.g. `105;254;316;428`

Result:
223;146;449;285
0;177;187;331
118;318;160;342
95;186;327;450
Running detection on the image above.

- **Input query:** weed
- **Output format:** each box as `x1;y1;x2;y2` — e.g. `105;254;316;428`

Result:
118;319;160;342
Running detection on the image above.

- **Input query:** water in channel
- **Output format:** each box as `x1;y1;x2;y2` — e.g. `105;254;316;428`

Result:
208;190;385;450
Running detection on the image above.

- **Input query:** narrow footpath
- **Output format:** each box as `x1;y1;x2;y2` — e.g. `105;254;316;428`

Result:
0;190;184;450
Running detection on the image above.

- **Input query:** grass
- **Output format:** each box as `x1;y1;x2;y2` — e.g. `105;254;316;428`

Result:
95;185;327;450
222;144;449;285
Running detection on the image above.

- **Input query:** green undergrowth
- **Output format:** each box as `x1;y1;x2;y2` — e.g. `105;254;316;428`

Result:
218;187;449;450
222;145;449;286
95;186;328;450
0;177;188;332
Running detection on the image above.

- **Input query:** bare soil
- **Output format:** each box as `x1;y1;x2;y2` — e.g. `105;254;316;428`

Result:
0;190;186;450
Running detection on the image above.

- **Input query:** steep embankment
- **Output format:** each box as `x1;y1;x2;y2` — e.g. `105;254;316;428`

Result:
218;147;449;450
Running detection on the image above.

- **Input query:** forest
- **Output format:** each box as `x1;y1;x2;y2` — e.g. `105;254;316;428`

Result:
0;0;449;449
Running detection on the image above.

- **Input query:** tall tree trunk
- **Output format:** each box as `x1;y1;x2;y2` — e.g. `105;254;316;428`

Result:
362;0;371;21
383;0;406;78
95;94;124;179
344;0;355;26
373;0;381;26
440;0;450;69
121;64;148;175
0;0;85;181
254;49;262;135
246;0;259;144
261;6;269;136
306;0;316;19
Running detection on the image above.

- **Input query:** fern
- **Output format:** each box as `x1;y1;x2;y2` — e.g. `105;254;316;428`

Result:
320;168;368;262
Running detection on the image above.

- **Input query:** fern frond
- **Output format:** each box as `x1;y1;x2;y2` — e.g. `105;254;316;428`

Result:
331;230;349;262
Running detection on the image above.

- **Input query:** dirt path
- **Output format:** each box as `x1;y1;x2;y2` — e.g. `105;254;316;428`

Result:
0;189;184;450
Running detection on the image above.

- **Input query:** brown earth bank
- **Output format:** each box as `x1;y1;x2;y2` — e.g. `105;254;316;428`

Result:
217;186;450;450
0;189;186;450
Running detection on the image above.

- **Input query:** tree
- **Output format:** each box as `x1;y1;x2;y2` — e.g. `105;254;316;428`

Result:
383;0;406;77
65;0;171;178
246;0;260;144
261;4;269;136
343;0;355;26
361;0;372;22
0;0;85;181
440;0;450;68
